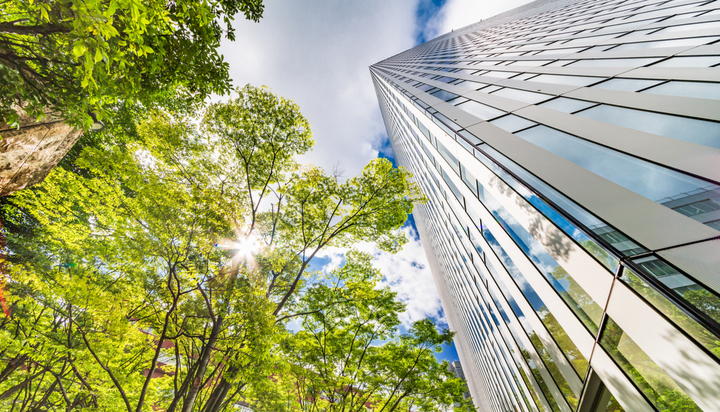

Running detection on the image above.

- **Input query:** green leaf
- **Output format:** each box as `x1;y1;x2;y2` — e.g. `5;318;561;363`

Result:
73;42;87;58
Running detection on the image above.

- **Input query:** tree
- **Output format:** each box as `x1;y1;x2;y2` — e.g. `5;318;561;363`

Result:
0;0;264;127
248;250;473;412
0;85;424;411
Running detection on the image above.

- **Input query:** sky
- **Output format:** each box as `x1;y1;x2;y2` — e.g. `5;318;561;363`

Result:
219;0;533;362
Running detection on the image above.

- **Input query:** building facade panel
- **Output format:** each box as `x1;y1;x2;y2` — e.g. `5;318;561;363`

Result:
371;0;720;410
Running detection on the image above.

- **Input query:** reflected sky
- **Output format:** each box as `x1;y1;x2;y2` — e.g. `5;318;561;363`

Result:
516;125;718;202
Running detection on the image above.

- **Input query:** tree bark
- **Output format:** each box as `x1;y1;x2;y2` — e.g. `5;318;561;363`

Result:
0;22;71;36
180;316;223;412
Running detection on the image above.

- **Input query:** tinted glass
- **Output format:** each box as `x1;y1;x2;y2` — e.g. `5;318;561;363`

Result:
593;78;663;91
515;125;718;203
576;104;720;149
643;80;720;100
600;317;702;412
456;100;506;120
539;97;597;113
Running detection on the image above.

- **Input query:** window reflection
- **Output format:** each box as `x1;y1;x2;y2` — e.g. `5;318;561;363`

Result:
575;104;720;149
632;256;720;328
539;97;597;113
622;266;720;360
475;145;621;268
431;89;460;101
515;125;719;207
612;36;718;50
643;80;720;100
530;74;604;86
651;55;720;67
599;317;702;412
569;58;662;67
593;78;663;92
492;87;553;104
491;114;538;133
456;100;506;120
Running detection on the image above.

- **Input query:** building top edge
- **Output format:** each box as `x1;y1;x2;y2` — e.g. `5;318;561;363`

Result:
371;0;584;65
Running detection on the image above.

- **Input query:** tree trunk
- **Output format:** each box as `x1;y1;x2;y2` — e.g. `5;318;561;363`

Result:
201;368;235;412
180;316;223;412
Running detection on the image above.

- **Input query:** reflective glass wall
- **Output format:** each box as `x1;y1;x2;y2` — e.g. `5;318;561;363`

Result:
371;0;720;411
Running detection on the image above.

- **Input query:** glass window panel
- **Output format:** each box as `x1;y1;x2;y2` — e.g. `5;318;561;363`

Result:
654;21;720;34
476;183;604;335
447;96;469;105
530;74;604;86
534;47;589;55
511;60;554;66
612;36;719;51
564;33;621;45
490;252;579;411
599;317;702;412
616;28;660;40
632;256;720;328
458;129;483;145
480;85;504;93
706;219;720;230
491;114;538;133
596;391;626;412
492;87;554;104
544;60;577;66
455;80;488;89
569;57;662;67
456;100;506;120
698;8;720;17
651;55;720;67
515;125;719;204
511;73;538;81
643;80;720;100
672;197;720;217
476;145;626;265
580;44;619;53
431;89;460;101
622;267;720;360
576;104;720;149
483;224;590;378
483;70;518;79
539;97;597;113
592;78;663;91
437;139;460;174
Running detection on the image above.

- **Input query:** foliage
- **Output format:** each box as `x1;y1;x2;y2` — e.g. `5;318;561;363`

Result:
622;269;720;359
0;0;263;128
248;250;473;412
599;317;702;412
0;85;427;411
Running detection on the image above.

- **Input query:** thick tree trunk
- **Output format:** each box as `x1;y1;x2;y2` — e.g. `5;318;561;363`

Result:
0;107;82;197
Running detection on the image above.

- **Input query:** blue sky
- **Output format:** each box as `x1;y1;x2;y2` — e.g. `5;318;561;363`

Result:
415;0;448;44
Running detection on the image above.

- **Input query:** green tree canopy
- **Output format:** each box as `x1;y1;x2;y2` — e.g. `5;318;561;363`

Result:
0;0;263;127
0;85;428;411
247;250;473;412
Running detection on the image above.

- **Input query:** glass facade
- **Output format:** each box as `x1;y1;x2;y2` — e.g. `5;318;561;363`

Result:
370;0;720;411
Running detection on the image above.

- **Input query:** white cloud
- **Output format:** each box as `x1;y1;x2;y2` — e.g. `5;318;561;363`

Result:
316;226;444;328
219;0;419;177
422;0;534;42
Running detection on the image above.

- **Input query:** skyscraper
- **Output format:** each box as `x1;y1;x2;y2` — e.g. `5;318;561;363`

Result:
370;1;720;411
